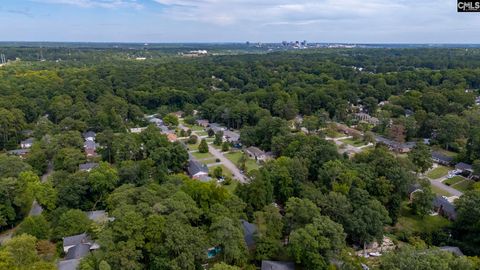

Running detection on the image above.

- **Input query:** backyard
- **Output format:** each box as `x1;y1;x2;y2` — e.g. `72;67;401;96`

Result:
394;203;451;234
340;138;367;147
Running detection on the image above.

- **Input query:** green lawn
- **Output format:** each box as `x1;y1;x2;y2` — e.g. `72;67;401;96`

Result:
209;164;233;178
431;185;452;197
186;142;200;151
395;203;451;233
201;158;219;165
196;131;208;137
223;179;239;193
444;176;464;186
191;151;214;160
325;129;344;138
451;179;474;192
340;138;366;147
426;166;450;179
225;151;260;172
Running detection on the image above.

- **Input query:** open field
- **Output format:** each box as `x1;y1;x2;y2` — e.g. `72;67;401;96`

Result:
225;151;260;172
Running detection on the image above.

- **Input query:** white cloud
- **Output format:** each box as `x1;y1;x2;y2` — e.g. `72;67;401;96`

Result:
32;0;143;9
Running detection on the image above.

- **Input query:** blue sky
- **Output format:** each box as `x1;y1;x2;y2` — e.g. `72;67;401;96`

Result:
0;0;479;43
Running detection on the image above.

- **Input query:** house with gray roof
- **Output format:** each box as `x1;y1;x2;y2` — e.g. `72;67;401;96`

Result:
261;261;295;270
245;146;271;163
187;159;209;179
63;233;91;253
83;131;96;141
432;152;454;166
65;243;91;260
21;138;34;149
8;149;30;158
241;219;257;249
455;162;473;175
433;196;457;220
86;210;114;223
79;163;99;172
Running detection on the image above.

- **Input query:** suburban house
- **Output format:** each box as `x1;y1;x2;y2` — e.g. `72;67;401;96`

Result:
261;260;295;270
84;140;96;150
241;219;258;249
171;111;184;118
455;162;473;176
85;148;96;158
375;136;416;153
433;196;457;220
196;119;209;128
7;149;30;158
432;152;454;166
223;130;240;143
408;183;423;201
148;117;163;126
20;138;34;149
335;124;362;138
79;163;99;172
187;159;209;180
245;146;271;163
59;233;99;270
83;131;96;141
354;113;380;126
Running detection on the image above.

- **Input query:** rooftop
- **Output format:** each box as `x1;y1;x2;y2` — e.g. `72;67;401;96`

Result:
79;163;99;171
63;233;89;248
188;159;209;176
261;260;295;270
241;219;257;248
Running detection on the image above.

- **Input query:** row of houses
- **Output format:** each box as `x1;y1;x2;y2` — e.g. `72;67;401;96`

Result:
7;136;35;158
431;151;475;177
374;136;416;153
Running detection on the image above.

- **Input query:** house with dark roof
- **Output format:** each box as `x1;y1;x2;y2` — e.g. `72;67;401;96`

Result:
60;233;99;270
408;183;423;201
63;233;92;253
455;162;473;175
354;113;380;126
375;136;416;153
187;160;209;179
79;163;99;172
433;196;457;220
20;138;34;149
432;152;454;166
261;261;295;270
241;219;257;249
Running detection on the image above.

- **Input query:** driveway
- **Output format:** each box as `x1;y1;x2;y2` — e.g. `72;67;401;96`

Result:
208;144;247;183
427;174;463;197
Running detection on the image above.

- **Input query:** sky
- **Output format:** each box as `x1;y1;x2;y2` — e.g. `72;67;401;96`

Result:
0;0;480;43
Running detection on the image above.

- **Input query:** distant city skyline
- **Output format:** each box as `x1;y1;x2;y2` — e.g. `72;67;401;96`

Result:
1;0;480;43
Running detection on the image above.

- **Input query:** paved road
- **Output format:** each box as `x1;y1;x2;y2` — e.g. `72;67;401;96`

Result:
208;144;246;183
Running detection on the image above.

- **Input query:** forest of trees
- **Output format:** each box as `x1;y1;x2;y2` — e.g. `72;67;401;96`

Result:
0;46;480;269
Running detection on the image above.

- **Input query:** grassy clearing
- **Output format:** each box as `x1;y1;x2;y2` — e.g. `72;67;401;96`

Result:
223;179;239;193
201;158;219;165
395;203;451;233
430;185;452;197
225;151;260;172
196;131;209;137
426;166;450;179
444;176;464;186
451;179;474;192
209;164;233;178
191;151;214;160
186;142;200;151
340;138;366;147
